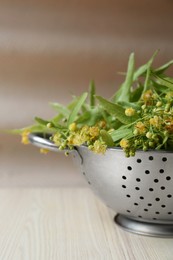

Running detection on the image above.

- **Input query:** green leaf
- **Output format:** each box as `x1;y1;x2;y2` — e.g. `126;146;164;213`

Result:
130;84;143;102
81;104;88;113
155;60;173;74
112;53;135;102
156;135;168;150
110;119;123;129
10;124;51;134
50;102;70;117
51;97;81;126
143;50;159;93
133;64;148;81
35;116;68;131
76;108;103;126
117;101;140;110
76;111;91;124
89;80;96;107
165;77;173;84
151;80;168;93
67;92;88;126
100;130;114;147
35;117;49;126
152;73;173;90
28;125;49;132
96;96;137;124
110;127;133;142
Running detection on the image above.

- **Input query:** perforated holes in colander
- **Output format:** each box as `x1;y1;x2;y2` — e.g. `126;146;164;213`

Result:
162;157;167;162
121;155;172;220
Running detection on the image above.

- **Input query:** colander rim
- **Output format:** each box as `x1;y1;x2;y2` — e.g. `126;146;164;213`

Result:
29;132;173;155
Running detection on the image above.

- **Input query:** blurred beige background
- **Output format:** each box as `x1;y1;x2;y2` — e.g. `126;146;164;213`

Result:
1;0;173;186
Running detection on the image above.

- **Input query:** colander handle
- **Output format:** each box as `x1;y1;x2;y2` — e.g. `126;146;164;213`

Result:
28;133;83;165
28;133;74;153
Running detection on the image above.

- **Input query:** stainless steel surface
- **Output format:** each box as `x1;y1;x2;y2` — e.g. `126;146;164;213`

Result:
114;214;173;238
29;133;173;237
28;133;72;153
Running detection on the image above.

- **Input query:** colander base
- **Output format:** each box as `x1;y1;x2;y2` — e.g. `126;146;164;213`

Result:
114;214;173;237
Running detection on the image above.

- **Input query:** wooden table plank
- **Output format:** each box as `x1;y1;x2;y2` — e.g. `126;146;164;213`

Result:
0;188;172;260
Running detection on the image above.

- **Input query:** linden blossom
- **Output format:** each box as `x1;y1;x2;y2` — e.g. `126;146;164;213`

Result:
21;130;30;145
125;107;136;117
16;52;173;157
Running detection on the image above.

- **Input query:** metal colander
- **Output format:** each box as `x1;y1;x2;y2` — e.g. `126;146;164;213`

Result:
29;133;173;237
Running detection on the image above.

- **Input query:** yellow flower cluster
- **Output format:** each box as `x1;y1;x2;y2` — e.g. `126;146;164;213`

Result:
165;91;173;100
40;148;49;154
67;123;102;147
89;140;107;154
51;121;108;154
149;116;160;128
134;121;147;135
120;139;129;149
142;89;154;103
53;132;62;146
125;107;135;117
165;119;173;133
21;130;30;145
69;122;77;131
118;88;173;156
89;126;100;139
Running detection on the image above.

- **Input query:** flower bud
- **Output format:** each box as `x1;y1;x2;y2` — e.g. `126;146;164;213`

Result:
47;122;53;128
69;123;77;131
156;101;162;107
125;107;135;117
133;129;139;136
143;146;148;151
141;104;146;110
149;141;155;147
165;103;171;112
129;150;135;157
146;132;152;139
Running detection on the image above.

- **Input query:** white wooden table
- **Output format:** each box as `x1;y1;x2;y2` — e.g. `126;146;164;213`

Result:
0;187;173;260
